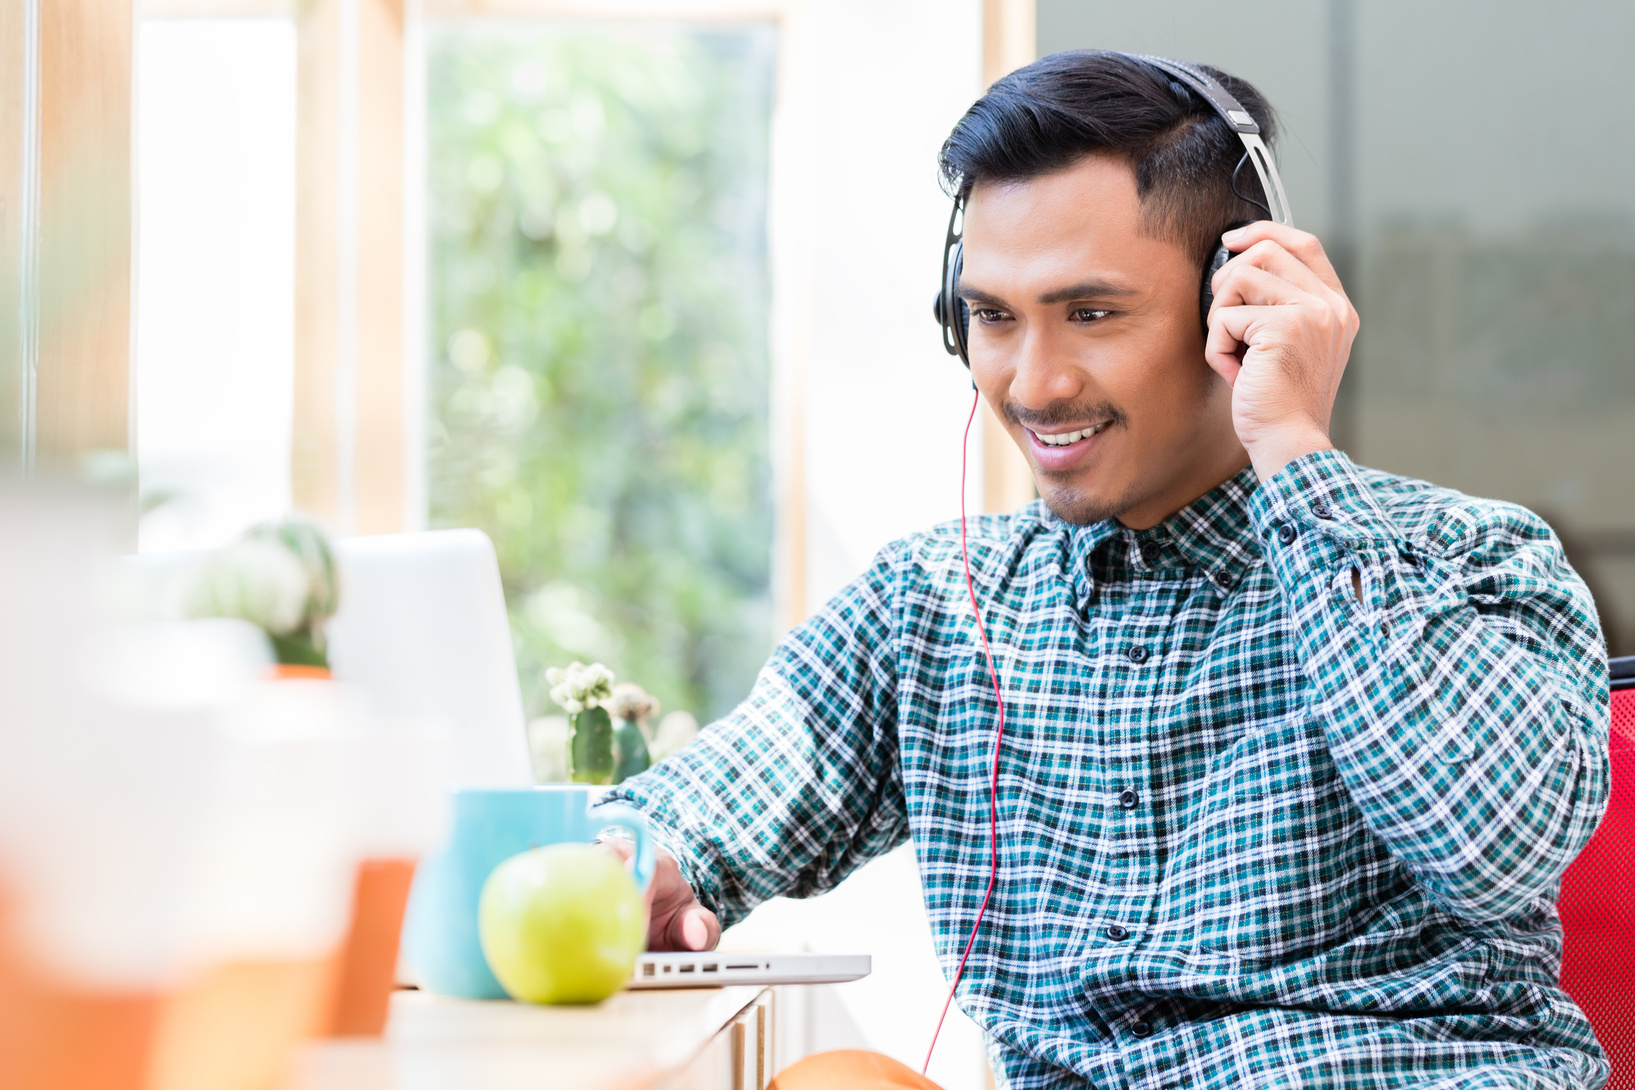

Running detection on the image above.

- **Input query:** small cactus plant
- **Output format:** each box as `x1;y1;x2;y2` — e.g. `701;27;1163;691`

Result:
545;666;659;785
187;517;339;667
546;662;616;784
608;683;658;784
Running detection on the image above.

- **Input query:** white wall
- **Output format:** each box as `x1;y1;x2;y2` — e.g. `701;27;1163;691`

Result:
778;0;988;614
136;20;297;553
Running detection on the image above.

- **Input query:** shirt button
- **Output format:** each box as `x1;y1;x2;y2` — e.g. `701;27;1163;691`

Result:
1277;523;1298;546
1118;788;1139;809
1139;540;1161;564
1212;570;1234;589
1104;924;1130;941
1131;1019;1153;1038
1126;645;1149;664
1311;500;1333;519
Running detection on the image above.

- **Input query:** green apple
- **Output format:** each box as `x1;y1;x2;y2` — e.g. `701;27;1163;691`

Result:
478;843;648;1004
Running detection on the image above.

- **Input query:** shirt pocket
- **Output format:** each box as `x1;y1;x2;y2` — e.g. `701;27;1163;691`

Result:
1166;711;1402;970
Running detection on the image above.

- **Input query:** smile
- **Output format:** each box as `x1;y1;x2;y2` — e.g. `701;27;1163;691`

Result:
1030;422;1111;447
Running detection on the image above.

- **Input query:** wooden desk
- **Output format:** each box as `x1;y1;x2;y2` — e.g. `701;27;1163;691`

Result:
291;986;777;1090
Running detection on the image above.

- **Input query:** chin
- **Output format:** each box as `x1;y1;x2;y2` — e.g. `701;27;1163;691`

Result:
1036;477;1134;527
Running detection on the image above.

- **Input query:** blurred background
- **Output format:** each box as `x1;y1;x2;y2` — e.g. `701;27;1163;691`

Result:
1;1;1631;1086
1040;0;1635;657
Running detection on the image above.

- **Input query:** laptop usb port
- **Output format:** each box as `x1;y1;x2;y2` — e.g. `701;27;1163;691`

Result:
702;963;718;972
679;963;695;973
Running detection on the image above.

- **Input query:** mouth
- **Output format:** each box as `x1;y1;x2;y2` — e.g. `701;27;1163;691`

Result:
1029;421;1112;448
1024;419;1114;471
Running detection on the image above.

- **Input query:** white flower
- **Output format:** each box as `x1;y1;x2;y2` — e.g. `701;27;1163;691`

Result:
545;660;614;713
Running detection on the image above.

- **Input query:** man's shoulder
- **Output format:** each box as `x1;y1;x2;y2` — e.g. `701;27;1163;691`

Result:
1350;462;1556;559
889;499;1059;564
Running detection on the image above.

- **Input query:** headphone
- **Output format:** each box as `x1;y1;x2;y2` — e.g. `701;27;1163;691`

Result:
932;52;1294;368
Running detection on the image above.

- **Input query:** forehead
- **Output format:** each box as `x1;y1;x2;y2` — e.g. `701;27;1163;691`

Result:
961;155;1190;291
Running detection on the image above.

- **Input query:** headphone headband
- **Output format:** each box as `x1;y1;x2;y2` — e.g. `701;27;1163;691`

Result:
934;51;1294;367
1124;52;1291;227
1130;54;1261;135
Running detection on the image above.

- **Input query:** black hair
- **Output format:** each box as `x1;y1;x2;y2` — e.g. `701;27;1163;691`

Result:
938;50;1278;271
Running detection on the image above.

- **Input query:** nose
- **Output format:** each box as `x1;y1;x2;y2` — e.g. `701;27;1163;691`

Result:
1006;322;1083;412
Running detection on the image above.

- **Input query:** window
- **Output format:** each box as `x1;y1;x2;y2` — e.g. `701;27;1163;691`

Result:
425;23;777;721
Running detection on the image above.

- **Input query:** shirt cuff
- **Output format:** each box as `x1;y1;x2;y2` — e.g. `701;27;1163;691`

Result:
1246;448;1398;550
1245;449;1410;638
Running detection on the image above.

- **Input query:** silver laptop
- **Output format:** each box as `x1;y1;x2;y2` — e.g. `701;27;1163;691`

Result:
326;529;534;790
628;952;871;990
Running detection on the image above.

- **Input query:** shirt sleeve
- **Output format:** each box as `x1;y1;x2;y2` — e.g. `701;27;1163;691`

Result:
602;545;909;928
1246;448;1611;922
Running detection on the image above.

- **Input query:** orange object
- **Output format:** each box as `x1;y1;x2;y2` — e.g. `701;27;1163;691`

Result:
321;857;418;1036
0;891;160;1090
768;1050;945;1090
270;664;332;681
146;957;337;1090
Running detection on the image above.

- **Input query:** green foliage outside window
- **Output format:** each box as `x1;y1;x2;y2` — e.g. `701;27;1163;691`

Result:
426;26;776;723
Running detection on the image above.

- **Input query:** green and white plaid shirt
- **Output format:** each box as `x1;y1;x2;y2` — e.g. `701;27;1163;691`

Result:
609;450;1611;1090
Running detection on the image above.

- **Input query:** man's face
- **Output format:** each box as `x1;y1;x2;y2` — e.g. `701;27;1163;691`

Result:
958;154;1245;528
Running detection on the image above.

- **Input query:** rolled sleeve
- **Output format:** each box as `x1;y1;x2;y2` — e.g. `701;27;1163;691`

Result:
604;546;910;927
1247;449;1610;920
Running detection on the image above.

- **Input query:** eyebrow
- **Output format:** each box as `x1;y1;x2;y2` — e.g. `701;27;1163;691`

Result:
957;280;1140;307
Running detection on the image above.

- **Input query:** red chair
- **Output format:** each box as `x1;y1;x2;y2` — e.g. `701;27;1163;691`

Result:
1559;654;1635;1090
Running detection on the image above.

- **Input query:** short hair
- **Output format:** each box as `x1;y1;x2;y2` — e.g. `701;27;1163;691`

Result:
938;50;1279;271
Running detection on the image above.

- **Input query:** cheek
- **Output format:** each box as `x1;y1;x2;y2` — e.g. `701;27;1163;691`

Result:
966;349;1010;405
1117;326;1213;420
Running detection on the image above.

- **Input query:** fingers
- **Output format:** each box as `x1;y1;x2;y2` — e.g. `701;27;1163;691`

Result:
1215;238;1333;300
638;846;721;951
1203;304;1264;384
1221;221;1344;293
662;905;722;952
1210;261;1318;312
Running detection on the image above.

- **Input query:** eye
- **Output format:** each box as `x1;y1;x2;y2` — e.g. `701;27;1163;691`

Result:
1071;307;1113;323
972;308;1012;324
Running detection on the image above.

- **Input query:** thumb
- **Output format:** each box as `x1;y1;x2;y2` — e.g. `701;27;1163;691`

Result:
663;904;721;952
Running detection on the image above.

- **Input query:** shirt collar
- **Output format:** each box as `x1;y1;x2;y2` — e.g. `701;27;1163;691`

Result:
1156;464;1263;587
1061;464;1263;597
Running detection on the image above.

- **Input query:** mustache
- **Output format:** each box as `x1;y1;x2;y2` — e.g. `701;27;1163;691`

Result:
998;399;1127;433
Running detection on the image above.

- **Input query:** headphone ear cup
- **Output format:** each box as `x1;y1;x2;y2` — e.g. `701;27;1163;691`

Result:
1199;242;1232;331
945;241;970;367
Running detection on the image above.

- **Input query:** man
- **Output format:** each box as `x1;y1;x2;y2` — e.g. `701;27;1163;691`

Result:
607;51;1611;1090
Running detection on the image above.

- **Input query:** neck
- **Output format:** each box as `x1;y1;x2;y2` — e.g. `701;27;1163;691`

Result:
1115;438;1251;532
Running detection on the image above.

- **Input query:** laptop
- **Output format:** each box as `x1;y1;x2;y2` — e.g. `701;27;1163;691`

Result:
326;529;534;790
627;951;871;990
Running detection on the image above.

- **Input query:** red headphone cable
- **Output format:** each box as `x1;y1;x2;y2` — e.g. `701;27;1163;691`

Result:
922;388;1009;1076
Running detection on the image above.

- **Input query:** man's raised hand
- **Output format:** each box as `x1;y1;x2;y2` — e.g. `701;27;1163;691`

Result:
1204;221;1360;482
599;838;721;952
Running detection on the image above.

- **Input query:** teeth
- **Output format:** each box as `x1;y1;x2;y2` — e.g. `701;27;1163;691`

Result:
1035;422;1107;447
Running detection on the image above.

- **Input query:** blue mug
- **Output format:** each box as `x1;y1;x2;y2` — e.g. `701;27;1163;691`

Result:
401;785;655;999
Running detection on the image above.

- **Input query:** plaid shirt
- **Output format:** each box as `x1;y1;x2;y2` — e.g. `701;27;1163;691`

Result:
609;450;1611;1090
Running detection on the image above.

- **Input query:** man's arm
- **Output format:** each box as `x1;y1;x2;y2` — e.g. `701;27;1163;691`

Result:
1206;220;1609;920
1250;452;1609;920
603;545;910;948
